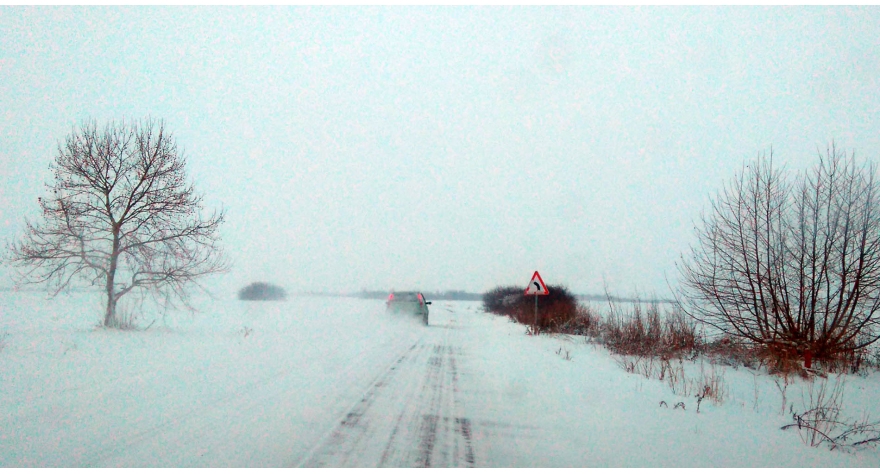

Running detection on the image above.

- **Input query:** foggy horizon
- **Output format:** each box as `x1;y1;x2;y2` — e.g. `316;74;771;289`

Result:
3;6;880;297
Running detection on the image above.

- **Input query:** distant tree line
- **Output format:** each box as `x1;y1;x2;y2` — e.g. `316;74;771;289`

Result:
426;290;483;301
354;290;482;301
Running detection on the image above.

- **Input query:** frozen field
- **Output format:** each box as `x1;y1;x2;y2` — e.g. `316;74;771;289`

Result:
1;290;878;467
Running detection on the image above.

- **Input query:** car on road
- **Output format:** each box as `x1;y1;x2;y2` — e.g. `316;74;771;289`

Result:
386;291;431;325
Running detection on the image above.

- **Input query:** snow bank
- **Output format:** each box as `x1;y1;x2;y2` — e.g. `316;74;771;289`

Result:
1;291;877;467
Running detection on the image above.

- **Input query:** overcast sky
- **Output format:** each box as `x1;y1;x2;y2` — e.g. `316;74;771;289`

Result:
2;6;880;296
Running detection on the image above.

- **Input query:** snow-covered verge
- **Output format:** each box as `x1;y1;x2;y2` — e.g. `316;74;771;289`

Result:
0;290;426;467
452;308;880;467
1;290;878;467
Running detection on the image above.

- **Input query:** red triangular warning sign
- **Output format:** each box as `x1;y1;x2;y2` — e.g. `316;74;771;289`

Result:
524;271;549;295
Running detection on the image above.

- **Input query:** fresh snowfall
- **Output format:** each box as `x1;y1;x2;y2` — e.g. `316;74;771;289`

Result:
1;290;879;468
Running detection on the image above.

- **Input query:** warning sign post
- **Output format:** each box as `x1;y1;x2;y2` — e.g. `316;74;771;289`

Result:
524;271;549;332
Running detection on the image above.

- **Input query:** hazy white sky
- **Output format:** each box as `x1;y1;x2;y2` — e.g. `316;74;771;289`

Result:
2;6;880;296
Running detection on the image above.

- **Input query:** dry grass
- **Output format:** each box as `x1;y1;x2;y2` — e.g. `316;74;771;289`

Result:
555;305;601;337
555;346;573;361
782;376;880;451
485;285;880;379
758;342;810;377
703;338;761;370
617;354;727;408
482;285;879;421
705;335;880;378
602;302;698;359
817;343;880;375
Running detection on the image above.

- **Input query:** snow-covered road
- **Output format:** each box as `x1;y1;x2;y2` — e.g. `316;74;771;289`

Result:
298;325;473;467
2;292;878;467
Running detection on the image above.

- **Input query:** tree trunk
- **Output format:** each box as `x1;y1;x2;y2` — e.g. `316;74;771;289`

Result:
104;289;117;327
104;231;121;327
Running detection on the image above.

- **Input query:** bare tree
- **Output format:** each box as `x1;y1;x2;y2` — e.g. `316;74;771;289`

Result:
6;119;228;328
678;145;880;362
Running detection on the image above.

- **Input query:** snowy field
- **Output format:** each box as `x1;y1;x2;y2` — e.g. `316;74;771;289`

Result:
1;290;879;467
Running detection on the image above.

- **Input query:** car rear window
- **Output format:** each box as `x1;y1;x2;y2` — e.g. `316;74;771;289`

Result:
392;292;419;301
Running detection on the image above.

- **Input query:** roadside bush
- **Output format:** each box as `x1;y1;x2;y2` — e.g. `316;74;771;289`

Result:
238;282;287;301
758;342;811;377
869;346;880;372
703;337;761;370
482;286;523;315
540;292;580;330
700;333;880;377
483;285;579;330
814;337;878;375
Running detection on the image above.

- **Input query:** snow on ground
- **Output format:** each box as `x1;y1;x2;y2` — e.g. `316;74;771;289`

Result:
1;290;878;467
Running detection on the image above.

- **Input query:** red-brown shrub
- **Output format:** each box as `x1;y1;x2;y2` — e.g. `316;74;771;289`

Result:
482;284;579;330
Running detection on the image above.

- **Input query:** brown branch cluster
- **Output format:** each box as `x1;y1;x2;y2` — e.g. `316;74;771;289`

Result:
679;145;880;361
7;119;228;326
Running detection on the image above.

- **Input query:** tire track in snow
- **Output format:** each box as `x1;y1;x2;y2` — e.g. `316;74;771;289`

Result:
298;311;476;468
411;343;474;468
296;340;426;467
